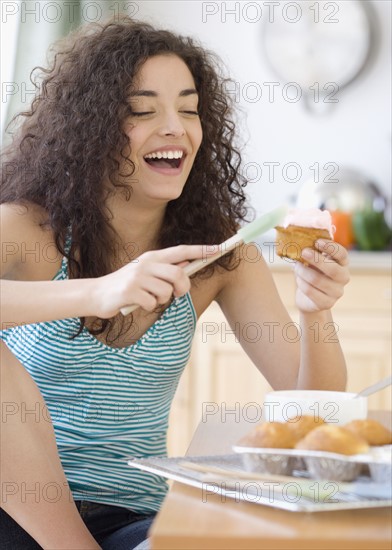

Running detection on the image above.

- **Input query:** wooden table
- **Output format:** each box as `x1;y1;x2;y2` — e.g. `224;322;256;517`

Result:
149;410;392;550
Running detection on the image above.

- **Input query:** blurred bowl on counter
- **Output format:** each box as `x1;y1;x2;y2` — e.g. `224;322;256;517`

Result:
296;168;391;251
263;390;368;425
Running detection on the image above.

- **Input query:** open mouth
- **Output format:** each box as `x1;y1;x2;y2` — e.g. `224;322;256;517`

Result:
143;150;185;171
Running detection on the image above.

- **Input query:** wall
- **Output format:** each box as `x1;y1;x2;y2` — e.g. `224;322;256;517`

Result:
1;0;131;140
2;0;390;217
0;1;20;141
134;0;391;217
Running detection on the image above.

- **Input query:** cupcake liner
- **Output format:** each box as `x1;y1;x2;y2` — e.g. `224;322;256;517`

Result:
368;445;392;483
369;462;392;484
241;452;295;476
303;457;362;481
233;446;392;483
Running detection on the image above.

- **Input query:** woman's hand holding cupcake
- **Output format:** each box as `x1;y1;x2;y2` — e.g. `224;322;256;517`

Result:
294;239;350;313
275;208;350;313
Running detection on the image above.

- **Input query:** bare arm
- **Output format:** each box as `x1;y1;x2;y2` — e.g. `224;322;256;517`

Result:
1;278;99;327
1;341;102;549
216;242;348;391
293;239;349;389
1;250;209;328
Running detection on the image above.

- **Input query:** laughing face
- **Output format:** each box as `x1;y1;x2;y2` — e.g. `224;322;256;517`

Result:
123;54;203;205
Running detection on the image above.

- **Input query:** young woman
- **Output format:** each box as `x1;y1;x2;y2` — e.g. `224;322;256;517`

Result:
0;18;349;550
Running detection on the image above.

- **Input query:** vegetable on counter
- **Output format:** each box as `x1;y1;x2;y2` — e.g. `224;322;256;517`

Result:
352;209;392;251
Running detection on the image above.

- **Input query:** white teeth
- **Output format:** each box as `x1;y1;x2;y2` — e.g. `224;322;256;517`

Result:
144;150;184;160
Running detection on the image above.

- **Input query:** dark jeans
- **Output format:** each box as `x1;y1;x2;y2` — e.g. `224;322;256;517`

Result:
0;500;155;549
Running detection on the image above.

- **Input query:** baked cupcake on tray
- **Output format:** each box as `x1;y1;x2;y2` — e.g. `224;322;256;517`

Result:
294;425;370;481
275;208;335;263
238;421;296;449
286;415;326;443
237;422;297;475
295;425;369;456
344;419;392;446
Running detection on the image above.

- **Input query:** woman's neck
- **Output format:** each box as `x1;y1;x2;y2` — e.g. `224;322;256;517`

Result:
105;192;167;258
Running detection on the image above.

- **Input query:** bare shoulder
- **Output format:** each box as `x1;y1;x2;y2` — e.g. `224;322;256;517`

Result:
220;242;271;282
1;202;61;280
1;201;47;226
191;243;273;317
216;242;280;307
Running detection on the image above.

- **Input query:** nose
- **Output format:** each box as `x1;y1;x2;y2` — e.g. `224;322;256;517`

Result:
158;110;186;138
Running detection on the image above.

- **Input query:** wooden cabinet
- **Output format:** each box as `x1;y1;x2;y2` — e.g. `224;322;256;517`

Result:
167;256;392;456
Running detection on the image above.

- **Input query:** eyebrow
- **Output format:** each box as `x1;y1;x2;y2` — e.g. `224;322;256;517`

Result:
130;88;198;98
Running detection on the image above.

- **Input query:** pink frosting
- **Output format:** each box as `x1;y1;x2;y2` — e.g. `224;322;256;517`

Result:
282;208;335;238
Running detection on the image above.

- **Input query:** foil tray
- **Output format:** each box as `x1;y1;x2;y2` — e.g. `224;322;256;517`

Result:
233;444;392;482
127;453;392;513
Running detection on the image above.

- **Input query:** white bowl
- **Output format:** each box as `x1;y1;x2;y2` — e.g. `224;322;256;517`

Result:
263;390;367;425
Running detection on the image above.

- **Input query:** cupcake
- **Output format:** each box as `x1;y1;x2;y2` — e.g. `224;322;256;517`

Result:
238;422;297;475
344;419;392;446
238;421;296;449
295;425;369;481
295;425;369;456
286;415;326;442
275;208;335;263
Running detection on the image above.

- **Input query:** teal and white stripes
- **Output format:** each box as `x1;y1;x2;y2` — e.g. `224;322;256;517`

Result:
1;256;196;512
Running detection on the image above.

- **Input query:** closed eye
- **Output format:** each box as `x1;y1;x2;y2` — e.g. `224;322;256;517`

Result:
131;110;199;117
131;111;154;117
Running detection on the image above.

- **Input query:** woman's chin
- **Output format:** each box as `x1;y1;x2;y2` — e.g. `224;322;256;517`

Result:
148;183;185;203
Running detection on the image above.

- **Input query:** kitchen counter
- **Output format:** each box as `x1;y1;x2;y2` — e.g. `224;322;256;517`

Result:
344;251;391;271
260;248;391;272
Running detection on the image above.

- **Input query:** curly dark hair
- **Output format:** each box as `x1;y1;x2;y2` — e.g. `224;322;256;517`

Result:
1;17;249;340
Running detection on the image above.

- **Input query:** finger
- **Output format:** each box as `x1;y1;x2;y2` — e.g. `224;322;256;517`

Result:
141;276;174;305
295;276;336;310
301;247;350;284
148;244;215;265
130;289;158;312
147;264;191;297
315;240;349;266
295;262;344;300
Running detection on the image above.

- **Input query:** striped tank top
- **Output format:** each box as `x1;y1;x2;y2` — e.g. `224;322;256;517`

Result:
1;251;197;512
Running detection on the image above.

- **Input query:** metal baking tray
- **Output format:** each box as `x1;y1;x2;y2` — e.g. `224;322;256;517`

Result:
233;444;392;464
127;453;392;512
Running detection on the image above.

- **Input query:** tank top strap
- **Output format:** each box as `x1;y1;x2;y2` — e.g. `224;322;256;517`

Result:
55;230;72;280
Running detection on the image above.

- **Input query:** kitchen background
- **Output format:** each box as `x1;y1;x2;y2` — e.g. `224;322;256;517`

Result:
2;0;391;250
